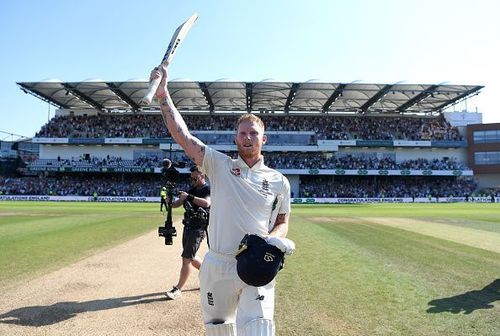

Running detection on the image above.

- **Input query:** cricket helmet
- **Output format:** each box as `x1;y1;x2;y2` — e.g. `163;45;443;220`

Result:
235;234;284;287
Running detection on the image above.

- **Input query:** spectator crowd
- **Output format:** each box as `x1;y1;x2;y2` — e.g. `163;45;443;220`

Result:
0;175;190;198
0;174;478;198
298;176;477;198
0;112;475;199
36;114;463;141
27;152;469;172
264;153;468;170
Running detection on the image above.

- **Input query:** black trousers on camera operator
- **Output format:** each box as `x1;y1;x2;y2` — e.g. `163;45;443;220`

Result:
166;165;210;300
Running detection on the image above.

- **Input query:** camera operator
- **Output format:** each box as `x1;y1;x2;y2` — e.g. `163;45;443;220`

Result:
166;165;210;300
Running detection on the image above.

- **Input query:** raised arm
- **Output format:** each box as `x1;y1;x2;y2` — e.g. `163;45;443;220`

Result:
152;66;206;166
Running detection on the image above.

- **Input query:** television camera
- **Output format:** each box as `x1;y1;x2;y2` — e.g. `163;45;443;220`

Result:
158;158;185;245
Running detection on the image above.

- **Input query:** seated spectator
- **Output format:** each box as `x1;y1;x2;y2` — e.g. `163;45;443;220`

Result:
298;176;476;198
35;114;463;142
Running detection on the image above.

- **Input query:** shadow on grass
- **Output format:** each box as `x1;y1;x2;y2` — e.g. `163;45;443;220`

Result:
0;290;197;327
427;279;500;314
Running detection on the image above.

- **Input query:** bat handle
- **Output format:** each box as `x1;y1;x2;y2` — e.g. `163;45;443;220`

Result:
140;75;162;106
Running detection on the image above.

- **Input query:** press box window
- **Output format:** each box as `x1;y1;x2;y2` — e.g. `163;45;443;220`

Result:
474;151;500;165
473;130;500;144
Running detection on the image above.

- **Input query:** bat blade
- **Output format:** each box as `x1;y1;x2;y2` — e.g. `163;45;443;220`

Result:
141;13;198;105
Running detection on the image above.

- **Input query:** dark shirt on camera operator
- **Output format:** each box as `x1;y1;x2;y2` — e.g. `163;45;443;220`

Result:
164;165;210;300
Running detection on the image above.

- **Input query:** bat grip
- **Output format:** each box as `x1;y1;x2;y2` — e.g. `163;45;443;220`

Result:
140;77;161;105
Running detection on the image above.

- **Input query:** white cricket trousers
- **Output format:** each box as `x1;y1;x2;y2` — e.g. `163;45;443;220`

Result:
199;250;275;327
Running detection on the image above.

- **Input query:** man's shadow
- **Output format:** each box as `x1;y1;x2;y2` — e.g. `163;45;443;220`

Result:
0;292;170;327
427;279;500;314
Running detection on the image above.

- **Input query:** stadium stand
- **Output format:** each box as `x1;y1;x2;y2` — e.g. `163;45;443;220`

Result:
4;80;497;202
35;114;462;141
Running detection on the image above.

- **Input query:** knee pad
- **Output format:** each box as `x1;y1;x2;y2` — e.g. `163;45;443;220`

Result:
243;318;274;336
205;322;237;336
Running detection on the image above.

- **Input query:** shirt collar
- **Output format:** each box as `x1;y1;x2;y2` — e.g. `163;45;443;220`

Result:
237;154;265;170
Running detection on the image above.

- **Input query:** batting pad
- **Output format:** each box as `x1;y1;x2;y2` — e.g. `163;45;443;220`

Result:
244;318;275;336
205;322;237;336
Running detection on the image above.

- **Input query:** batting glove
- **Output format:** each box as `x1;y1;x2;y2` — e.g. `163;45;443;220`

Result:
265;236;296;255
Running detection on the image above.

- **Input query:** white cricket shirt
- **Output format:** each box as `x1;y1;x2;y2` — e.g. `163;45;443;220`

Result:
201;147;291;255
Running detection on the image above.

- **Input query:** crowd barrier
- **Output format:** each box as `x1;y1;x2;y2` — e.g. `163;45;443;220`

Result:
0;195;497;203
292;197;497;203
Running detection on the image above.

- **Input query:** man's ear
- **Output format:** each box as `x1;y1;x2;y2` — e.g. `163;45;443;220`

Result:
262;134;267;144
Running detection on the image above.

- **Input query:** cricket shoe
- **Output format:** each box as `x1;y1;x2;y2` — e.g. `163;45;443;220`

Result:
165;286;182;300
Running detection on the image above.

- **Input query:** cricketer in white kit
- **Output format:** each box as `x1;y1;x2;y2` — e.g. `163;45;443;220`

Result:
151;66;295;336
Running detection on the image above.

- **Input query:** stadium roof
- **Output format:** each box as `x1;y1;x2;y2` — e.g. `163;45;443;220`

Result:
17;80;483;115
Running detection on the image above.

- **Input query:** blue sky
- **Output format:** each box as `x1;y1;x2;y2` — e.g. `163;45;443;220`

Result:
1;0;499;140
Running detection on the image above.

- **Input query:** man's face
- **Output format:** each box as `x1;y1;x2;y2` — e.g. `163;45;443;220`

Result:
190;171;204;187
235;121;267;160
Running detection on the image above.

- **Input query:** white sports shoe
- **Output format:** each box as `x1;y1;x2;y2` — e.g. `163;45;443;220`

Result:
165;286;182;300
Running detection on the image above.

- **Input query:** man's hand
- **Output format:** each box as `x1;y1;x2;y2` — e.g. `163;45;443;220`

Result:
265;236;296;255
149;66;168;100
177;191;188;201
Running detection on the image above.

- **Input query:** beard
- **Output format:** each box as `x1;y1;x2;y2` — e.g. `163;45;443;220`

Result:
237;143;261;160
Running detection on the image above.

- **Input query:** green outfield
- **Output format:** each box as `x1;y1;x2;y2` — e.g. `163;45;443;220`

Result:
0;201;162;287
277;203;500;336
1;202;499;335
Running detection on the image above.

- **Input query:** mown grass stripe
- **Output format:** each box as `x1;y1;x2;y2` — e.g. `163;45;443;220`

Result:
361;217;500;253
0;202;168;287
1;202;499;335
277;206;500;336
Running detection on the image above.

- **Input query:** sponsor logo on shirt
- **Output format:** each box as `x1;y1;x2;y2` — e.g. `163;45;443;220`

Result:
230;166;241;177
207;292;214;306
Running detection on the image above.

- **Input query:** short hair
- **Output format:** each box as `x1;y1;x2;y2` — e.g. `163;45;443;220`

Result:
236;114;265;131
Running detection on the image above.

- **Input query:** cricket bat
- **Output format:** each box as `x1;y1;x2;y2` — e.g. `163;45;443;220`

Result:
140;13;198;105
